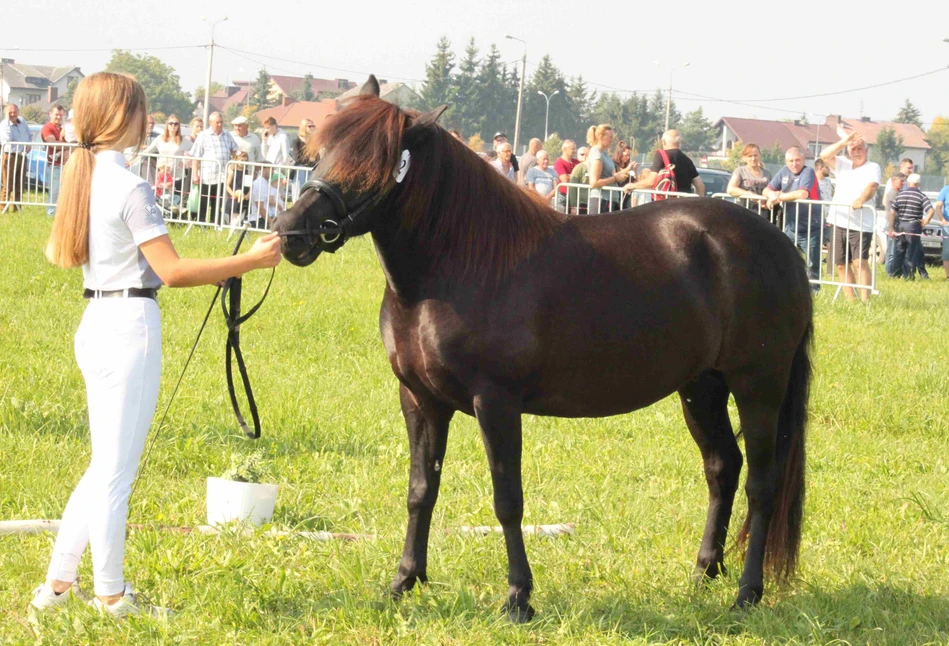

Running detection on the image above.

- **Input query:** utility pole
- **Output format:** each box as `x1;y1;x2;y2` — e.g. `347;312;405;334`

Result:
537;90;559;141
657;61;689;131
505;35;527;154
202;16;227;126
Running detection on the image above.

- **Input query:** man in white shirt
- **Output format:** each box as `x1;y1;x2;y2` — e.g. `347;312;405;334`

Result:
261;117;290;167
190;111;237;223
820;130;881;301
0;104;33;212
229;116;262;163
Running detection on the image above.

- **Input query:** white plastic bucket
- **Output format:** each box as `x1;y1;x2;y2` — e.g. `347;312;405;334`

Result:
206;477;279;527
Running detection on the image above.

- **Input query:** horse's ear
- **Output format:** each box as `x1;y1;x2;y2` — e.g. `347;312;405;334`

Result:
360;75;381;97
416;104;449;126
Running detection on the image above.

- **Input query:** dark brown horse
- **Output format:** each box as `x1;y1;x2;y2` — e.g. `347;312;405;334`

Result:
274;76;813;621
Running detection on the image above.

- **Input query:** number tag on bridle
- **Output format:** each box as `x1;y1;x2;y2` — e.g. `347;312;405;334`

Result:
394;149;410;183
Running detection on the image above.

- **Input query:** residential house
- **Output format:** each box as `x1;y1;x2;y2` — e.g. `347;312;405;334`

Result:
255;99;339;134
715;115;930;170
336;81;421;108
268;76;356;103
1;60;84;111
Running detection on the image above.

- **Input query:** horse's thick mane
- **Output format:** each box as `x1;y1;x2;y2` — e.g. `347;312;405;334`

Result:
314;96;566;282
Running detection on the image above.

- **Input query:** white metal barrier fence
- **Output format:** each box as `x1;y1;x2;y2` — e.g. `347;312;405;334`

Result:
128;152;224;228
552;183;697;215
3;152;884;298
712;193;879;297
218;159;314;233
1;141;75;213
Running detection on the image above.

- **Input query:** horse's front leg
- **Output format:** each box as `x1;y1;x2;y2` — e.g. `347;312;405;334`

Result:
473;390;534;623
390;384;454;598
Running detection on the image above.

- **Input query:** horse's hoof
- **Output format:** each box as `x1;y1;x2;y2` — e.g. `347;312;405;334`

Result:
504;603;535;623
730;587;762;610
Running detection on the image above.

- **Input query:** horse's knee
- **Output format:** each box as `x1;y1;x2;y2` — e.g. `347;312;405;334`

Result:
407;479;438;512
493;498;523;527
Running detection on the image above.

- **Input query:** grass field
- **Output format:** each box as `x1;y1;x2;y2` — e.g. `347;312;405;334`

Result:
1;208;948;645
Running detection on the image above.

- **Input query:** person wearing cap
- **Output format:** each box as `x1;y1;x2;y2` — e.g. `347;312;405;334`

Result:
229;116;262;163
493;132;519;174
887;173;934;279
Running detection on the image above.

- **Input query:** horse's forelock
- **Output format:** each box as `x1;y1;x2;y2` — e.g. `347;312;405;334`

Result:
313;96;408;194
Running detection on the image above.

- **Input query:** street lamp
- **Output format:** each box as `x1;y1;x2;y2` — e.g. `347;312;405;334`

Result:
202;16;228;126
537;90;559;141
654;61;689;131
505;34;527;155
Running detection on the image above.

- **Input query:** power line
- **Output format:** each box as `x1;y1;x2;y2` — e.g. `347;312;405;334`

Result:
0;45;205;53
217;44;425;84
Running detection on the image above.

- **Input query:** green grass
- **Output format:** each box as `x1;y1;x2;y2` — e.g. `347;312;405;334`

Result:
2;207;949;644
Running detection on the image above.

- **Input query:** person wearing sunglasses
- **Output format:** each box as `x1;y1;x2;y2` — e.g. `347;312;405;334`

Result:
141;115;192;211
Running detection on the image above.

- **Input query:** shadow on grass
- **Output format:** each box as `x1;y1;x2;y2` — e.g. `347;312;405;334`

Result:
531;582;949;643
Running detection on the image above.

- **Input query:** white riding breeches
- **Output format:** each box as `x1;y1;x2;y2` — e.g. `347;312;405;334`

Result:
46;297;162;596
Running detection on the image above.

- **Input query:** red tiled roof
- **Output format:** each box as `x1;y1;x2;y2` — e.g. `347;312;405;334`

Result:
269;75;356;98
714;117;816;158
255;100;339;129
825;116;930;150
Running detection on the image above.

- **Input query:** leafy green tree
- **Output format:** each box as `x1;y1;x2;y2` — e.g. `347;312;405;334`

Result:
678;107;716;152
875;126;905;167
451;39;481;137
194;81;224;101
293;73;314;101
894;99;922;128
524;55;569;141
924;116;949;180
59;78;79;110
251;69;274;109
475;44;509;141
543;133;563;159
565;75;595;141
21;105;46;124
420;37;455;114
105;50;192;117
761;142;784;164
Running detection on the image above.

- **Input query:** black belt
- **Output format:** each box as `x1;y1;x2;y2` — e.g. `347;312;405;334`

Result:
83;288;158;301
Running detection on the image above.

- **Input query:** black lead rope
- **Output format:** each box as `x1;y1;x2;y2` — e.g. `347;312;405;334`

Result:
220;241;274;440
130;227;272;503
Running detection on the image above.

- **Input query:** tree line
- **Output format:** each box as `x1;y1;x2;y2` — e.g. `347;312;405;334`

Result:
17;47;948;179
418;37;718;154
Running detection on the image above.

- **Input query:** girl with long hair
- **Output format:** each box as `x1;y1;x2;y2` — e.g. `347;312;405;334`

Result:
32;72;282;618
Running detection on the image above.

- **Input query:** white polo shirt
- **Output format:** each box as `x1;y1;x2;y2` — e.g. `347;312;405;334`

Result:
827;155;882;233
82;150;168;291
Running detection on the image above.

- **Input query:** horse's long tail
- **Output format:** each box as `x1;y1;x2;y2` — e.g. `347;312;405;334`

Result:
763;319;812;580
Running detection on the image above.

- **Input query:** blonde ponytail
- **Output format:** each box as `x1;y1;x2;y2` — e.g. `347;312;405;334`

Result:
45;72;147;268
46;149;95;267
586;124;612;147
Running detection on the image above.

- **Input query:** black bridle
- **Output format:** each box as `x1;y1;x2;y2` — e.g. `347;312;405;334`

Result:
277;177;382;255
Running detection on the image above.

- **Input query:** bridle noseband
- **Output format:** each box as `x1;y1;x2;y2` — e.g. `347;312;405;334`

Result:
278;177;381;254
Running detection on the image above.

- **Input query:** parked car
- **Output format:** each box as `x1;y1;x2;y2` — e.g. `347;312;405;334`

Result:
695;168;731;197
921;221;947;264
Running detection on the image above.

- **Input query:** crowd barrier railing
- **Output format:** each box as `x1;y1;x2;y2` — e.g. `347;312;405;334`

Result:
128;152;225;228
712;193;878;298
1;141;75;213
553;183;699;215
219;159;314;233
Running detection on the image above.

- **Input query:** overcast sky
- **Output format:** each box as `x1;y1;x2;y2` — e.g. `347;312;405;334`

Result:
8;0;949;129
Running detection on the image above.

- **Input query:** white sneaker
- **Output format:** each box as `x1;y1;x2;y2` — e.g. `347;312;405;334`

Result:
92;582;171;619
29;581;85;612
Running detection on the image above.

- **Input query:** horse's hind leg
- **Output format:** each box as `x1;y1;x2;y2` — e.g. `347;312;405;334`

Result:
473;390;534;623
679;370;742;581
727;370;785;608
390;384;453;598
